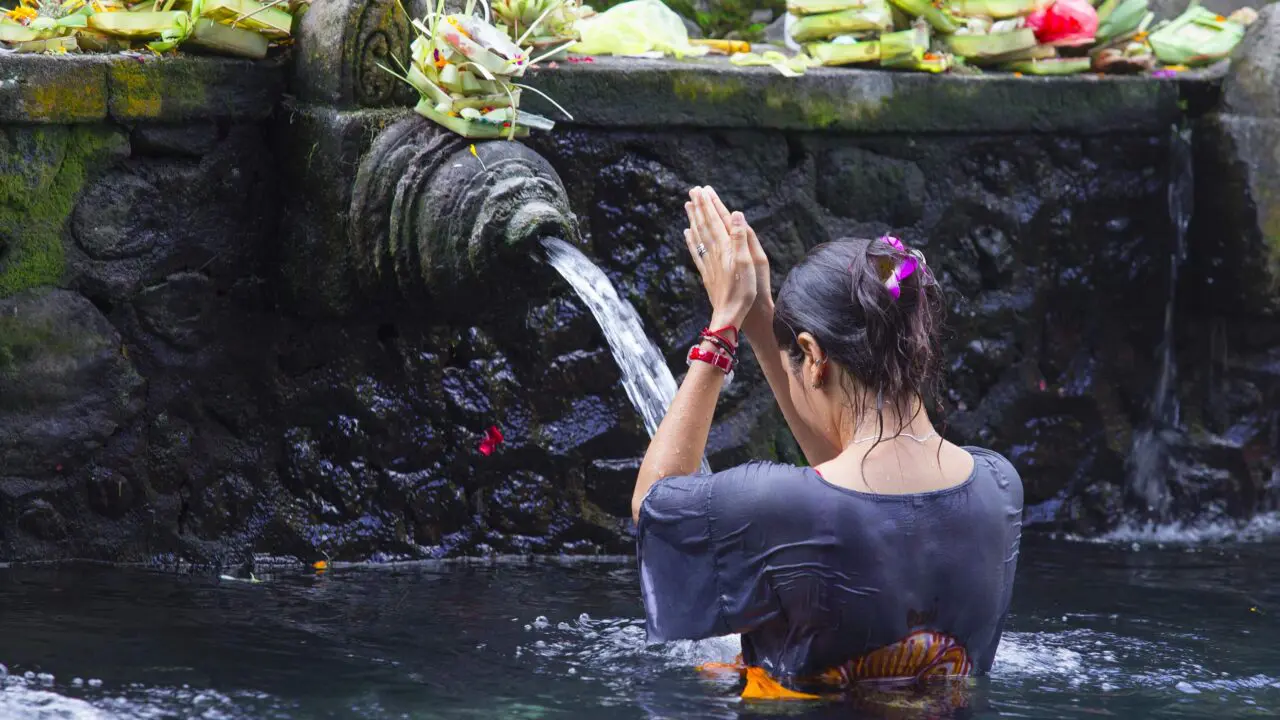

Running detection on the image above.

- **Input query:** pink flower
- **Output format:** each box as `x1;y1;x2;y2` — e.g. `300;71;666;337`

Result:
478;425;504;456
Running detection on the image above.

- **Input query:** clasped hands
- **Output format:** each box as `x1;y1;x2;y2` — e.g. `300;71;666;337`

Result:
682;186;772;335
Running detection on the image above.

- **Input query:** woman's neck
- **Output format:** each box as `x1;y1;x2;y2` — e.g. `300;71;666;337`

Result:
835;395;936;449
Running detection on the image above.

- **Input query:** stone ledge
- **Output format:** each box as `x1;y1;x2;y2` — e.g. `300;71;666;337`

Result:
0;54;287;124
519;56;1225;134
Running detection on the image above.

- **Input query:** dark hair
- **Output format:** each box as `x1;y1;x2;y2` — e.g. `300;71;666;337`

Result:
772;237;945;438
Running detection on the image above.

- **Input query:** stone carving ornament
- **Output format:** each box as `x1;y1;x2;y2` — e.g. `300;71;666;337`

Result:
351;0;416;107
294;0;426;107
349;116;579;298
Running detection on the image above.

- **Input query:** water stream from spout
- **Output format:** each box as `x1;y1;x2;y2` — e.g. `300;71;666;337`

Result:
542;238;711;474
1126;124;1194;518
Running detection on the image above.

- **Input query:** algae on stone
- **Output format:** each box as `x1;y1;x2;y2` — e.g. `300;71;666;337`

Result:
0;124;129;298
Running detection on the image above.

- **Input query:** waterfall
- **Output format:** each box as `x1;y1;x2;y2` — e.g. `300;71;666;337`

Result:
542;238;712;474
1126;124;1194;518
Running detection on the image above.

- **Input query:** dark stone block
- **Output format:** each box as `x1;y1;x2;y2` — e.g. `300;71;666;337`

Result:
0;289;145;478
72;172;167;261
131;123;222;157
134;272;216;352
1223;5;1280;120
18;499;67;542
817;147;925;226
1184;114;1280;317
107;56;287;123
85;467;136;520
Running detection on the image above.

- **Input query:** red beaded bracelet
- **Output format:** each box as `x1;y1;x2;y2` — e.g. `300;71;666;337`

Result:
688;345;735;384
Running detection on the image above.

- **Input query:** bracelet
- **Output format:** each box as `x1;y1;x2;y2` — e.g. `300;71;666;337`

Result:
700;325;740;355
688;344;735;385
700;333;737;358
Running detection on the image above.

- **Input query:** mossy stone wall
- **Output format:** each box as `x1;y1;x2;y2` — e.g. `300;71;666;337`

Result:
0;126;129;297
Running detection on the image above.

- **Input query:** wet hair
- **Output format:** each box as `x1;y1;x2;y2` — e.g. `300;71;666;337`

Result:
772;237;945;439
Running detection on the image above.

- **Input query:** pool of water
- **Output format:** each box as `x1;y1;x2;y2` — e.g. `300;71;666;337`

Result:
2;524;1279;719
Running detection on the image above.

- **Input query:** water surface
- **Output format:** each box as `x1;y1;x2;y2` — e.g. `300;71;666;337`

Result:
2;527;1278;719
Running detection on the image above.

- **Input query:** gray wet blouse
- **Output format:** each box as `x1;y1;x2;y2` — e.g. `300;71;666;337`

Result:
636;448;1024;682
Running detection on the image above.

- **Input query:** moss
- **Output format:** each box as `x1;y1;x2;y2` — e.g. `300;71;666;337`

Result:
109;59;212;120
766;90;844;129
672;73;746;104
0;125;128;298
21;64;110;123
761;84;893;129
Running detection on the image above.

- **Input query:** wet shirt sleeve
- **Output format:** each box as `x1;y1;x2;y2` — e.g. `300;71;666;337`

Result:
635;465;783;643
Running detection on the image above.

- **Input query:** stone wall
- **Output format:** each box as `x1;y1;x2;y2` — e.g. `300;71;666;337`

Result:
1;8;1278;564
0;55;286;562
1175;4;1280;525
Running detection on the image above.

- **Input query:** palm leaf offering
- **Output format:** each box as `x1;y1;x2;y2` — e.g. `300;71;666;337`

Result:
790;3;895;43
950;0;1047;19
788;0;1260;74
0;0;295;56
880;22;952;72
382;0;572;140
1146;5;1248;67
490;0;590;51
946;23;1038;60
886;0;960;33
1002;55;1092;72
805;36;881;65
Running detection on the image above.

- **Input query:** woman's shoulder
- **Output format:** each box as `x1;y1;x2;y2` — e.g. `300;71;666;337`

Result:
960;446;1024;501
658;460;810;484
718;460;814;481
649;461;809;498
640;461;811;527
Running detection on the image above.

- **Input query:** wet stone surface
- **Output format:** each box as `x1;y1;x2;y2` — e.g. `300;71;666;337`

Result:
1;95;1278;562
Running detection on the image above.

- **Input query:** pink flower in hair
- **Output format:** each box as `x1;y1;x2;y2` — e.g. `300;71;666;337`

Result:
880;235;919;300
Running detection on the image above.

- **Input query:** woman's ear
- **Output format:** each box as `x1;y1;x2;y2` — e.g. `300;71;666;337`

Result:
795;332;825;388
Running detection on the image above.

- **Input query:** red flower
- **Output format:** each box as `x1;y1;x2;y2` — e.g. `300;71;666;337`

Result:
478;425;504;456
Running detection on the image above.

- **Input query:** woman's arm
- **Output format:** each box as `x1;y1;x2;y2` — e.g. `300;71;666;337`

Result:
630;342;728;522
701;189;842;466
632;188;757;523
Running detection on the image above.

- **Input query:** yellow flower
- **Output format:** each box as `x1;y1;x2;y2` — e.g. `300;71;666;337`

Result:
469;143;488;170
5;7;38;23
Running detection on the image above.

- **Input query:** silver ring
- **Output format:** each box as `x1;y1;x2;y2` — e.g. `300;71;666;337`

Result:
696;244;707;257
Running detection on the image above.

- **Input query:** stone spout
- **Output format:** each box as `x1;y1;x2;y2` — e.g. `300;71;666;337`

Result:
348;116;579;297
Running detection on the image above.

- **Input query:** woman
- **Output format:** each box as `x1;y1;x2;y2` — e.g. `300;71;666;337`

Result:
631;186;1024;698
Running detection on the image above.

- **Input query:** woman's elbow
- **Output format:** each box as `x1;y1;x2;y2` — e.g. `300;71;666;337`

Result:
632;469;658;525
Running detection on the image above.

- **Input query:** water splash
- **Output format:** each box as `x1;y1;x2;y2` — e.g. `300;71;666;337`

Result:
0;667;277;720
520;613;738;689
519;614;1280;708
1062;510;1280;546
1126;123;1194;520
542;238;711;473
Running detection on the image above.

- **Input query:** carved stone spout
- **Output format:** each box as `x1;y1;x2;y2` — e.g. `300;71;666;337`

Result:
348;116;578;297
